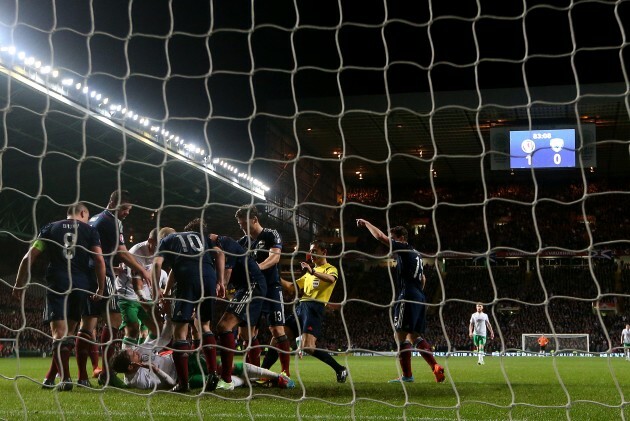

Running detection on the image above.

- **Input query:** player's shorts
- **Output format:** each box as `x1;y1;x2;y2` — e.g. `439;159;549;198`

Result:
392;289;426;335
84;275;120;316
171;274;215;324
118;299;150;328
473;335;487;347
44;288;90;323
262;283;285;327
285;300;325;339
226;283;266;328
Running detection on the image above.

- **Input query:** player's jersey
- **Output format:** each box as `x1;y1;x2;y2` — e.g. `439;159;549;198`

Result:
296;262;338;304
391;240;423;293
115;241;166;301
158;231;216;281
89;210;125;277
238;228;282;287
123;330;175;389
470;312;490;336
216;235;266;290
37;218;101;290
116;265;167;301
622;329;630;344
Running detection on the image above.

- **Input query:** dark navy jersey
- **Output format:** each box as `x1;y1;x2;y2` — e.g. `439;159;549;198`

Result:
391;240;424;292
38;218;101;289
158;231;216;280
238;227;282;286
89;210;124;276
217;235;266;290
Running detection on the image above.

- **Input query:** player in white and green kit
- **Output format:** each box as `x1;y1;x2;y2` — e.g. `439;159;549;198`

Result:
115;229;167;348
621;324;630;361
469;303;494;365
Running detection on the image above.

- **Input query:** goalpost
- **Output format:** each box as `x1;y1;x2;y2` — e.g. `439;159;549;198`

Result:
521;334;590;354
0;0;628;420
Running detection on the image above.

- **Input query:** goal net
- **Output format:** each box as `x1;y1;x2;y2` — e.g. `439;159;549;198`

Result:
1;0;629;420
521;334;590;354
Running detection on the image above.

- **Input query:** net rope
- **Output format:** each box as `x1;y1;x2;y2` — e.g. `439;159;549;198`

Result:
0;1;629;420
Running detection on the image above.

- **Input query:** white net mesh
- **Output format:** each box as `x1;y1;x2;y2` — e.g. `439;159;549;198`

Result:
1;0;630;419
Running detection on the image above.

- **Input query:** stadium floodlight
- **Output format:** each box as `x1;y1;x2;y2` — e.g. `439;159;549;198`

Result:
1;41;269;199
0;45;16;54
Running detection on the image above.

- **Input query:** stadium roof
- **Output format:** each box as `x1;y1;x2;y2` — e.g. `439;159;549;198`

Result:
265;83;630;187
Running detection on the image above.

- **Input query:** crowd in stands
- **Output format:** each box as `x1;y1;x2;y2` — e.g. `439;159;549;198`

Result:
4;261;628;358
340;180;629;255
1;179;628;360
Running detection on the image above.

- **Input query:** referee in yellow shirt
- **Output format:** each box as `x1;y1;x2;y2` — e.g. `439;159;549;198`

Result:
280;240;348;383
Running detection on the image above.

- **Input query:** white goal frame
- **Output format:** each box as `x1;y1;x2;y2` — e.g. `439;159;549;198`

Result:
521;334;590;353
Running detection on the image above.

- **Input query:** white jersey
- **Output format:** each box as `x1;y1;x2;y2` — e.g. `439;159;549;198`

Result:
124;323;177;390
622;328;630;344
115;241;166;301
470;312;490;337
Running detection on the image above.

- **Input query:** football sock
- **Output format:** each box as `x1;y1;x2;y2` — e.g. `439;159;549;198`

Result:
44;356;58;383
261;348;278;371
276;335;291;376
399;341;413;378
245;336;261;367
311;349;344;373
89;341;100;370
202;332;217;373
75;329;93;380
172;340;191;386
122;336;138;349
218;331;235;382
414;338;438;369
100;325;119;370
53;340;73;380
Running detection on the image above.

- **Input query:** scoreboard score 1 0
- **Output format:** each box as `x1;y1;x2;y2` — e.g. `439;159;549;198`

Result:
509;128;576;169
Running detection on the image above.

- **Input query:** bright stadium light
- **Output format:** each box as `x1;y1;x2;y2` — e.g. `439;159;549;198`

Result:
0;41;268;198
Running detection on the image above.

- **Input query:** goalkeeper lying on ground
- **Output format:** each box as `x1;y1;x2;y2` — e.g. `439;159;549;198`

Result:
109;326;294;390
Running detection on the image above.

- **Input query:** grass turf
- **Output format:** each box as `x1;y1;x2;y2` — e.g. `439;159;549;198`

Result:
1;354;629;420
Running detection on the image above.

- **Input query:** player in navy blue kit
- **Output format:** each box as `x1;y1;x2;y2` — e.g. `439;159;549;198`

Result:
153;221;222;393
356;219;445;384
12;203;106;391
211;230;268;390
235;205;291;377
77;190;150;387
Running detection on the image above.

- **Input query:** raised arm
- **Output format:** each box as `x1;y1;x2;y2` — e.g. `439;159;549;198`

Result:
356;219;390;246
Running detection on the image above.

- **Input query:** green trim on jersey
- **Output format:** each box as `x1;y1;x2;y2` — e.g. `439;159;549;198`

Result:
473;335;486;346
32;239;46;252
624;343;630;348
233;362;244;376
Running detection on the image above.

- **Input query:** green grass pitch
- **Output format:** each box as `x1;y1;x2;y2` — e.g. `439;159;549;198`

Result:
1;355;630;420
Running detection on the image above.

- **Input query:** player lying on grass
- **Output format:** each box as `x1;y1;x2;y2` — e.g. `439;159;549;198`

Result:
109;318;293;391
110;345;294;390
